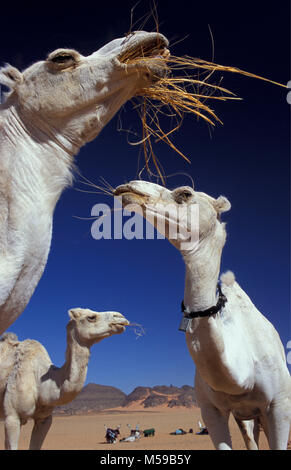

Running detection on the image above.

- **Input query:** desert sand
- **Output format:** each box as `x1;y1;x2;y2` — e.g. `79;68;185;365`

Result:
0;405;274;450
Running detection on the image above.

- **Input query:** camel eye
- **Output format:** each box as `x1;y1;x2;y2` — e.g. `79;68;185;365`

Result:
46;49;80;68
175;190;193;203
182;191;192;198
87;315;97;322
50;54;75;64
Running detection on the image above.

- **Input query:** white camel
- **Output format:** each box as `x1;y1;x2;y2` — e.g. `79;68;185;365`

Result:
0;31;169;334
114;180;291;450
0;308;129;449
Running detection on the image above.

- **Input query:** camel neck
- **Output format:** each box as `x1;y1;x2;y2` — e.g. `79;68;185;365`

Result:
182;228;224;312
181;227;252;394
58;324;91;404
1;105;74;212
7;104;79;157
0;105;76;334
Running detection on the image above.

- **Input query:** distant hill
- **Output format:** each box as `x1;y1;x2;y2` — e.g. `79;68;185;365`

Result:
125;384;196;409
55;384;196;415
55;384;127;415
123;386;150;406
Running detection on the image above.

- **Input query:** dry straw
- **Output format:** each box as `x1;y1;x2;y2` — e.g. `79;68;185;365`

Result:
120;46;286;182
127;322;146;339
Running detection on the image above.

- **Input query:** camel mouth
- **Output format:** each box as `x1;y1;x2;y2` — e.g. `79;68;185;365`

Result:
111;322;129;334
115;325;126;331
114;185;145;198
119;35;170;67
114;186;149;207
111;319;130;328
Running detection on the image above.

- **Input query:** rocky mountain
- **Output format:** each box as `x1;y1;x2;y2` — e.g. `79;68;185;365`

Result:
123;386;149;405
55;383;196;415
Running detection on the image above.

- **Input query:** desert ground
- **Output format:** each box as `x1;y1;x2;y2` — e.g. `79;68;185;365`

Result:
0;405;278;450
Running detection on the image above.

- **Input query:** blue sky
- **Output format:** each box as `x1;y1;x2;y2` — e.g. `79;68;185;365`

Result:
0;1;289;394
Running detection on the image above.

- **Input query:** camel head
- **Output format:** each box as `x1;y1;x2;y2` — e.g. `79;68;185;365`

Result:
68;308;129;346
0;32;169;149
114;180;231;253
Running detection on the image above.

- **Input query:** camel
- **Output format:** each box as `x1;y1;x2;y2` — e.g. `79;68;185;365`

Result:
0;31;169;334
0;308;129;449
114;180;291;450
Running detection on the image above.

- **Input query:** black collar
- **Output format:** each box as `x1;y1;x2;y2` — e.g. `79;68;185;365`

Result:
181;284;227;319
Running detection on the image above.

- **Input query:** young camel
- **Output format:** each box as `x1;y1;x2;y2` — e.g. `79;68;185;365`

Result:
0;308;129;450
114;180;291;450
0;31;169;334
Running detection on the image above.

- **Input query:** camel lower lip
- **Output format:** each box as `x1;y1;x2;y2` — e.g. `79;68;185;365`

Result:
139;47;170;60
151;48;170;59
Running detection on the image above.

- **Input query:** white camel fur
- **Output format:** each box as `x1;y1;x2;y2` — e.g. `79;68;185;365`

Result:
0;308;129;449
114;180;291;450
0;31;169;334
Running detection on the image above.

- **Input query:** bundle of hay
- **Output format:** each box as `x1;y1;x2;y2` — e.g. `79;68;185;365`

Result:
119;42;285;181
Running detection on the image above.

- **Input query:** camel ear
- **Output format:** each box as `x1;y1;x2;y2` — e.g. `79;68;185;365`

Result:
68;308;83;320
213;196;231;214
0;65;23;90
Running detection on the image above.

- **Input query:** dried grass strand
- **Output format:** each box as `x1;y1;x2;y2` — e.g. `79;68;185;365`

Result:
121;52;286;183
